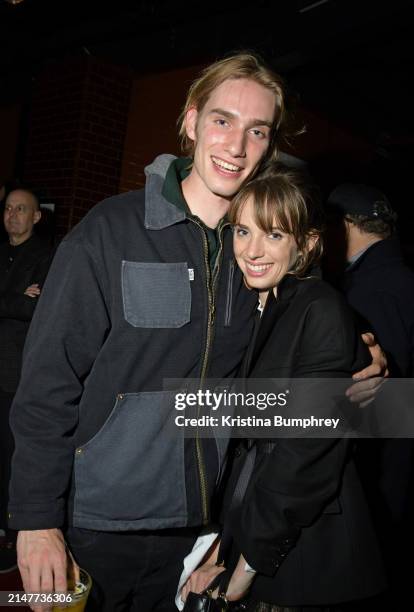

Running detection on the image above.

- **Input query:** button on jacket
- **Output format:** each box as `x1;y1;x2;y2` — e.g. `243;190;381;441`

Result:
8;154;257;532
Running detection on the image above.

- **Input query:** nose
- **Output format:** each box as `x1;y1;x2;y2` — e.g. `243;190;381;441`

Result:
246;235;264;260
227;128;246;158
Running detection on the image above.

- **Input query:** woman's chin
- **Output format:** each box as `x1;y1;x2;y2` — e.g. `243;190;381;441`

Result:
243;276;274;292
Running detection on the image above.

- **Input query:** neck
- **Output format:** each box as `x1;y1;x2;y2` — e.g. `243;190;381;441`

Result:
259;290;270;307
346;231;382;260
9;232;33;246
181;171;230;229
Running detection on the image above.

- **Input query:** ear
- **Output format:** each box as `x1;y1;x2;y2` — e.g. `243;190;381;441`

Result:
305;232;319;254
184;107;198;142
344;218;354;233
33;210;42;225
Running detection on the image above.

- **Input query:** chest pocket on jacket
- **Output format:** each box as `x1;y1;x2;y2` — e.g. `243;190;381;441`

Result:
121;261;191;328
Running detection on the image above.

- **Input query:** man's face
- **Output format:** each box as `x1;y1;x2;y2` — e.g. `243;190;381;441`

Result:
185;78;276;201
4;190;41;245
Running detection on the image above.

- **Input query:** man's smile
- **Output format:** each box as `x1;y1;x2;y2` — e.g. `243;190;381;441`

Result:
211;156;244;174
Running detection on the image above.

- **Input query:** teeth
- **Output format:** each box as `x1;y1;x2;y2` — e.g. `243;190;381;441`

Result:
246;263;272;272
212;157;242;172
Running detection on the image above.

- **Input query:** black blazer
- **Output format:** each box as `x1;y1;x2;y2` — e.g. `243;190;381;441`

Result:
229;275;386;606
0;234;53;392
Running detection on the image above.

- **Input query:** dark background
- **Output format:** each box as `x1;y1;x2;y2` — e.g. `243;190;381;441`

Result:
0;0;413;250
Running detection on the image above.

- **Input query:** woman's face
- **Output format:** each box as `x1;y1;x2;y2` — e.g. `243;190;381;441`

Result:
233;196;299;292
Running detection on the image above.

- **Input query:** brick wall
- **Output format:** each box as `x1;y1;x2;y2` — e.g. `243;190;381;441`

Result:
0;103;22;186
119;64;203;192
295;108;374;161
120;63;374;195
24;56;132;237
23;57;374;237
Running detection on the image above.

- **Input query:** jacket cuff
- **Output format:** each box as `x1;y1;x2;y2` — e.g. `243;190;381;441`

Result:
241;536;297;576
7;501;65;531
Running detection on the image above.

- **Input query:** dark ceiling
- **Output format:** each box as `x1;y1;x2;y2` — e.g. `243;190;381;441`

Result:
1;0;413;138
1;0;413;191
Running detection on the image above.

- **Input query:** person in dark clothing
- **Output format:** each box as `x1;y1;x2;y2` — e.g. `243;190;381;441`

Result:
8;55;385;612
0;188;53;571
327;183;414;377
182;167;385;611
0;183;7;243
326;183;414;609
8;54;289;612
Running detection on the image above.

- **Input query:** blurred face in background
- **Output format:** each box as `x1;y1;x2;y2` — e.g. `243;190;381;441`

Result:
4;189;41;245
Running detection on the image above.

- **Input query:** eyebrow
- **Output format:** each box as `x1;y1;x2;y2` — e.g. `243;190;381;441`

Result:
236;222;286;232
209;108;273;129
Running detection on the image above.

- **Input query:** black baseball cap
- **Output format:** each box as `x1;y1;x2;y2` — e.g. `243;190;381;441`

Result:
327;183;395;221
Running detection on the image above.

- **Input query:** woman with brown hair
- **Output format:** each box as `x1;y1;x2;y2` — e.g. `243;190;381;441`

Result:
182;164;385;611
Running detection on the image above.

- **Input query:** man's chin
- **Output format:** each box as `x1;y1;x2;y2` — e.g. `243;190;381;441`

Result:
211;183;243;201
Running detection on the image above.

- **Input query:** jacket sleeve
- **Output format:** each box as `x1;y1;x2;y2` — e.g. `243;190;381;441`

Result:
0;251;53;321
349;289;412;377
232;437;348;575
231;293;369;575
8;237;110;530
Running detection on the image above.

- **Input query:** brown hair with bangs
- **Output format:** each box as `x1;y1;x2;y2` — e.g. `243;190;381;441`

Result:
228;163;324;277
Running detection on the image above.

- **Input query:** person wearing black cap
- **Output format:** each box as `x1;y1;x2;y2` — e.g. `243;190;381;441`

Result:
327;183;414;378
326;183;414;609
